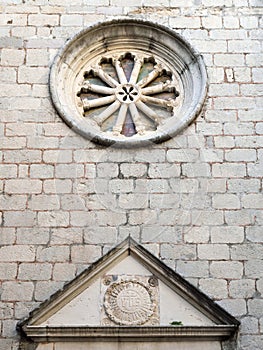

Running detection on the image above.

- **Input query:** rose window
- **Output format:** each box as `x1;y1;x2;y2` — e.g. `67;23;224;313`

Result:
50;19;207;147
77;53;180;138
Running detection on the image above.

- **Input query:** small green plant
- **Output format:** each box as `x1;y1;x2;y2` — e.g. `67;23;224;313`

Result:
170;320;183;326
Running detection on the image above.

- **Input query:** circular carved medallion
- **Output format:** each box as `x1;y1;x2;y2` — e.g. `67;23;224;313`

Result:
104;280;154;325
50;19;207;147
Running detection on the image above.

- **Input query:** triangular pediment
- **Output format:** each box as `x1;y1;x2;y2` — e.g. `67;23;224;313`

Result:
20;237;239;342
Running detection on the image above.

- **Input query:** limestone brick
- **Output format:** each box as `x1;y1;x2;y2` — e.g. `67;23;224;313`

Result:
248;299;263;318
231;244;263;260
210;261;243;279
170;17;201;29
27;136;59;149
202;16;222;29
50;228;82;245
198;244;229;260
141;226;182;243
0;263;17;280
97;163;119;178
0;195;27;211
26;49;50;66
34;281;64;302
0;164;17;178
149;193;180;209
211;226;244;243
0;48;25;66
167;149;199;163
52;263;76;281
234;67;252;83
191;210;224;226
214;136;235;148
0;228;16;245
18;263;52;281
159;209;191;226
60;14;83;26
0;136;27;149
84;227;117;244
71;245;101;264
36;246;70;263
135;179;169;193
16;228;50;245
240;317;259;334
43;150;72;164
109;179;134;193
246;226;263;242
149;163;180;179
227;179;260;193
70;211;96;227
229;279;255;298
4;211;36;227
257;279;263;294
55;164;84;178
242;194;263;209
134;149;166;163
252;68;263;82
245;260;263;278
38;211;69;227
176;261;209;278
60;194;85;210
217;299;247;317
212;163;246;178
18;66;49;84
225;209;255;226
2;281;34;301
119;193;148;209
199;279;228;299
28;14;59;26
2;319;19;338
43;179;72;194
240;16;259;29
182;162;211;177
128;209;157;225
169;179;199;193
3;150;42;163
212;194;240;209
161;243;196;260
30;164;54;179
119;163;147;178
184;227;209;243
240;335;263;350
0;13;27;26
225;149;256;162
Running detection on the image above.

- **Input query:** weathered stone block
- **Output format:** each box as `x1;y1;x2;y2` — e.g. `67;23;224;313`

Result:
2;281;34;301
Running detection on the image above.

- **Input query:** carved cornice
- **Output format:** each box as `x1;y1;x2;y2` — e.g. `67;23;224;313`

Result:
22;325;238;342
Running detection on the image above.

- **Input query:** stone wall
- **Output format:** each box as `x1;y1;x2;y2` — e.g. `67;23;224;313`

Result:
0;1;262;349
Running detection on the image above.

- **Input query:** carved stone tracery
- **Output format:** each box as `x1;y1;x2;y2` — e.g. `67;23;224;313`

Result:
77;53;179;137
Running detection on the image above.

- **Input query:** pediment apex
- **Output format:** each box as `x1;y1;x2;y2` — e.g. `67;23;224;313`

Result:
19;237;239;342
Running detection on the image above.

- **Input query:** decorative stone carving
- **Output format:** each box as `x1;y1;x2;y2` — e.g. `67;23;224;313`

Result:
50;19;207;147
102;275;159;326
77;53;179;138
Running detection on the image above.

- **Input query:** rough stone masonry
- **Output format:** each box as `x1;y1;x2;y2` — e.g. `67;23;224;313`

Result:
0;0;262;349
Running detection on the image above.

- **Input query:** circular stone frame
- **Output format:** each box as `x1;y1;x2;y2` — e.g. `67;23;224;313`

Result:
104;280;154;326
50;19;207;147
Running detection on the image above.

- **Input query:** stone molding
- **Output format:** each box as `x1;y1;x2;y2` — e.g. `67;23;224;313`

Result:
22;325;238;342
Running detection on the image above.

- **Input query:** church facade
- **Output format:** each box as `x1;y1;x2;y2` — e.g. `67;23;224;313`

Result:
0;1;262;349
